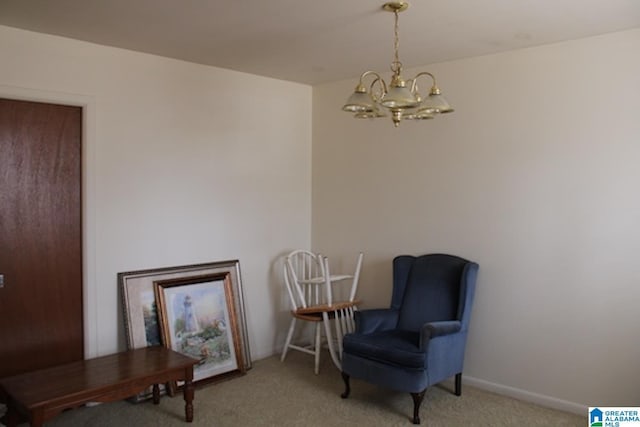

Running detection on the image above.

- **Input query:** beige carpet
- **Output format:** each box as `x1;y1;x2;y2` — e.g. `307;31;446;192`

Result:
4;351;586;426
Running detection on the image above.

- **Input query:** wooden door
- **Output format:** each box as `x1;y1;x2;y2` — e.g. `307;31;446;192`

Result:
0;98;83;379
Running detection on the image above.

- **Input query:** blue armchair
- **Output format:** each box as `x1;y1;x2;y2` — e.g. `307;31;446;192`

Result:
341;254;479;424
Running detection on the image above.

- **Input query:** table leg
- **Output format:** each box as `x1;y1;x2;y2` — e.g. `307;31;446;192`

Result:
183;379;194;423
165;382;175;397
30;409;45;427
152;384;160;405
5;401;18;427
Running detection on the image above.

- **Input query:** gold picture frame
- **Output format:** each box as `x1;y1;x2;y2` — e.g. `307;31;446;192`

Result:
154;272;247;391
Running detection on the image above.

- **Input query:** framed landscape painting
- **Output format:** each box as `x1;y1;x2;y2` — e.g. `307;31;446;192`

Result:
154;272;246;389
118;260;251;401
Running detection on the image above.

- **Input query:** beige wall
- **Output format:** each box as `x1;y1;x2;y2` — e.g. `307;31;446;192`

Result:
312;28;640;410
3;21;639;414
0;25;312;360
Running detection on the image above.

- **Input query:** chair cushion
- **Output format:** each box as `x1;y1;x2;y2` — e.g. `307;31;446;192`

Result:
343;330;425;369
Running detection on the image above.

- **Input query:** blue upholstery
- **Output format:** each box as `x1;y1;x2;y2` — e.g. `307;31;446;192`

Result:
341;254;479;423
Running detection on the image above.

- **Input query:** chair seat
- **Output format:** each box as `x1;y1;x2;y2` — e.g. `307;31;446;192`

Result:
293;300;361;322
343;330;425;369
291;311;324;322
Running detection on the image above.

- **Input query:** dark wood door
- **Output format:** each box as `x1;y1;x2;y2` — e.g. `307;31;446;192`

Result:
0;98;83;379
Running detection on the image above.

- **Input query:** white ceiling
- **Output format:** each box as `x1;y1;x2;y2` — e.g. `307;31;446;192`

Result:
1;0;639;85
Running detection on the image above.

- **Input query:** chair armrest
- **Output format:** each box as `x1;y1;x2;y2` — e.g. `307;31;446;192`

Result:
354;309;399;334
419;320;462;350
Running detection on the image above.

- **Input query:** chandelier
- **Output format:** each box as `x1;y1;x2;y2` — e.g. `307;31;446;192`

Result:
342;2;454;127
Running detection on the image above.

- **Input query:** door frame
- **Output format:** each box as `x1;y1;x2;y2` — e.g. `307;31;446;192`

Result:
1;84;98;359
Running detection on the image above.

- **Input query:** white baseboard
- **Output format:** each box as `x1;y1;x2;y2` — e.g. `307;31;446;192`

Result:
252;346;281;362
462;375;587;416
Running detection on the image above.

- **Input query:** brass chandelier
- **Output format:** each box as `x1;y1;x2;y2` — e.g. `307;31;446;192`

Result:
342;1;453;127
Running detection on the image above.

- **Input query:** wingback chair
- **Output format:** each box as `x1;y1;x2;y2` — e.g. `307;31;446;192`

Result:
340;254;479;424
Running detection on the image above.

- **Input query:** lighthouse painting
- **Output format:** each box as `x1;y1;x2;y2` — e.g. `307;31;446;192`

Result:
155;273;242;384
182;294;200;333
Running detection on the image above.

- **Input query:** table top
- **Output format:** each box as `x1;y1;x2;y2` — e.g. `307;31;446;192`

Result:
0;346;197;407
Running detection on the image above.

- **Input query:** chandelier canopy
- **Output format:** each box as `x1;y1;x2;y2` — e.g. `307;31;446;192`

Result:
342;2;453;127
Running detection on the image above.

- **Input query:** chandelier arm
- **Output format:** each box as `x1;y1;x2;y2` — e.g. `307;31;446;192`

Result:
368;78;386;102
359;71;387;98
410;71;437;95
359;71;383;85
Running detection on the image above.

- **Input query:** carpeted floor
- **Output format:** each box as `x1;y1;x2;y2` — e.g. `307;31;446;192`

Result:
3;351;586;426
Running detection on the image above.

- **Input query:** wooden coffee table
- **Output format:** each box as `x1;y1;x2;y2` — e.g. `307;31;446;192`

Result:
0;346;198;426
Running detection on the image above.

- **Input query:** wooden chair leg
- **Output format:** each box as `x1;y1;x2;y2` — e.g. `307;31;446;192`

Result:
410;390;426;424
455;373;462;396
340;372;351;398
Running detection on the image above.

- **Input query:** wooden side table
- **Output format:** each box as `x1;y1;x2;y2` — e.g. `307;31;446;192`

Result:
0;346;198;426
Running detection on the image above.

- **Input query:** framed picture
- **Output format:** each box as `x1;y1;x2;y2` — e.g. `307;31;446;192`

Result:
154;272;247;390
119;260;251;401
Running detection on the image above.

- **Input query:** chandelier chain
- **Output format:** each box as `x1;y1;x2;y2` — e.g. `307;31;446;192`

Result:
391;10;402;73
